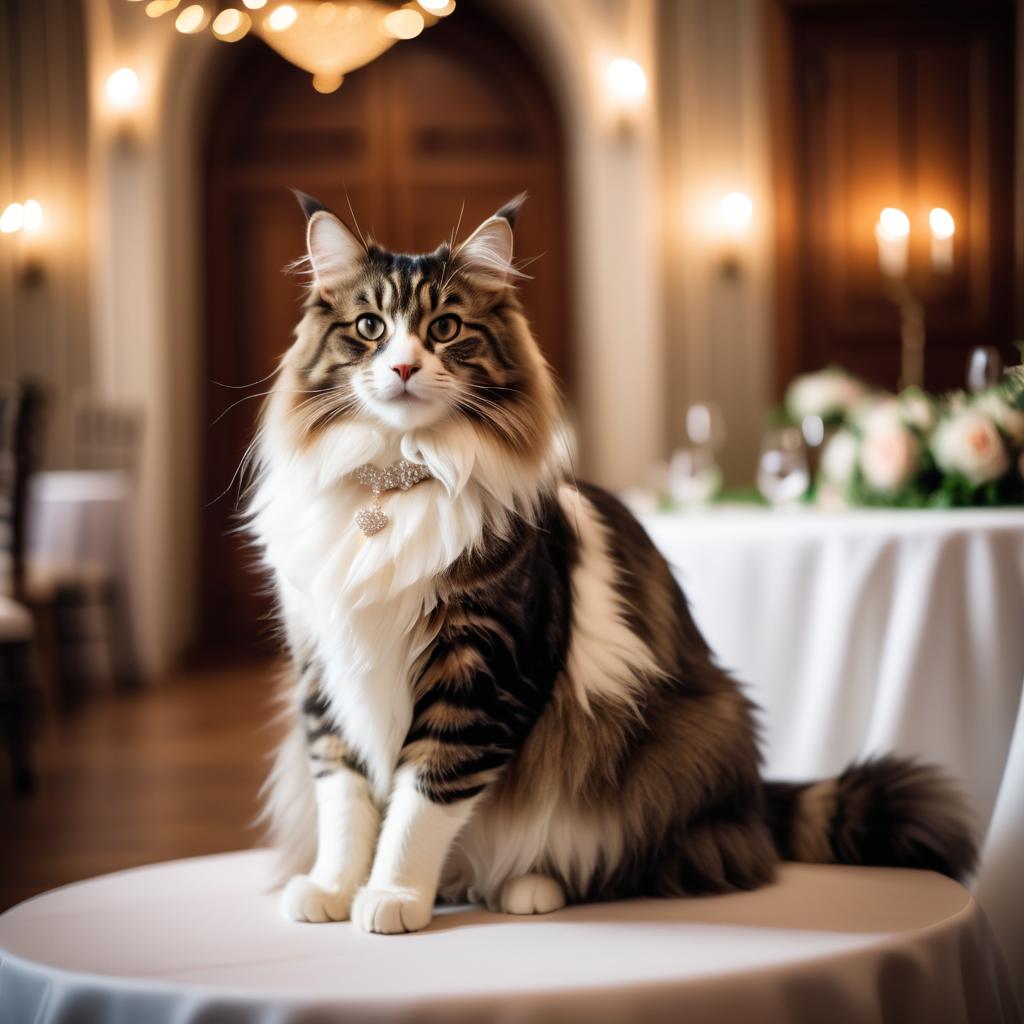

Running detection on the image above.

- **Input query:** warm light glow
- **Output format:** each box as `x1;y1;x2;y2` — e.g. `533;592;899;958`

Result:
312;72;343;93
212;8;251;41
417;0;449;10
929;207;955;239
720;192;753;232
605;57;647;108
314;2;336;25
382;8;424;39
878;207;910;239
22;199;43;233
105;67;140;110
146;0;180;15
265;4;298;31
242;0;267;8
0;203;24;234
175;4;209;33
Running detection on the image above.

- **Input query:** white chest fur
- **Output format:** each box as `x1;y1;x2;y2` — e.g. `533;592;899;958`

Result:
249;416;564;799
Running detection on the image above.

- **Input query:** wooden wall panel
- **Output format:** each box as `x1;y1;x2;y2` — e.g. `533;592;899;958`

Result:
776;1;1016;392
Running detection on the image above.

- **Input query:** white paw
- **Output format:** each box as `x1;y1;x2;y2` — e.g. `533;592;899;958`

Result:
495;873;566;915
351;886;433;934
281;874;355;923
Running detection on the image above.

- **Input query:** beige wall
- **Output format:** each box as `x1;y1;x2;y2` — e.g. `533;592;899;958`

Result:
659;0;775;486
0;0;92;468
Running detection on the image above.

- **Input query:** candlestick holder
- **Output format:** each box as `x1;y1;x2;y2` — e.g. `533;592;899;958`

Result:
875;207;955;389
883;279;926;390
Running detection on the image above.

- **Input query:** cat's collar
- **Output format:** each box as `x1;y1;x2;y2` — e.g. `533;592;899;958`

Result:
350;458;433;537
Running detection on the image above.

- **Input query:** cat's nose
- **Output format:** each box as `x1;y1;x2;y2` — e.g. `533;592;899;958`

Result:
392;363;420;382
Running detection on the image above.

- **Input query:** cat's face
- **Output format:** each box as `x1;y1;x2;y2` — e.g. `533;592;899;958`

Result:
282;193;554;454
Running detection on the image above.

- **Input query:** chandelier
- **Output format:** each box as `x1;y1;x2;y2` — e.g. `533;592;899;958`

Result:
130;0;456;92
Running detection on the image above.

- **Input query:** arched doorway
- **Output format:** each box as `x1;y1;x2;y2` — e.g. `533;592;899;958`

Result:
199;7;570;650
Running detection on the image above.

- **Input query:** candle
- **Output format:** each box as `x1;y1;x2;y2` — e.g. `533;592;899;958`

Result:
928;207;954;273
876;207;910;278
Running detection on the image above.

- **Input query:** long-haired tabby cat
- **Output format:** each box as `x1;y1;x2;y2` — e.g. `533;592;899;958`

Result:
249;192;976;934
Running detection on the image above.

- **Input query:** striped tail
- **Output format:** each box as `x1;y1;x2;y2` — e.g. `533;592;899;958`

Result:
763;756;978;881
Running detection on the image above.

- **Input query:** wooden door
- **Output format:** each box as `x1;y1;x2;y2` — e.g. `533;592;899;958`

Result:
201;8;569;651
772;0;1016;393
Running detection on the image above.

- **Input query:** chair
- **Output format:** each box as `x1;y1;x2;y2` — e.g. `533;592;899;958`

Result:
71;396;144;474
0;382;46;793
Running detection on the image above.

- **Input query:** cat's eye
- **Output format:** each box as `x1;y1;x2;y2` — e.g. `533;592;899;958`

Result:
356;314;386;341
428;314;461;343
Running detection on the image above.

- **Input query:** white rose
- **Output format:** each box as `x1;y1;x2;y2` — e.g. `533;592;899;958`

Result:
787;371;864;421
859;397;902;433
821;429;858;487
932;409;1010;485
899;388;936;432
974;392;1024;446
860;419;920;493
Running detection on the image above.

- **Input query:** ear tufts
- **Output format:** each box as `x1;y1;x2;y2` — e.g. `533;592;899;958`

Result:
291;189;328;222
306;209;365;291
495;192;527;229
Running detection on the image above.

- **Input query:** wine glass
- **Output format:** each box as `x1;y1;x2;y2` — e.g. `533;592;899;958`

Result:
668;447;721;507
685;401;726;451
966;347;1003;393
756;428;809;507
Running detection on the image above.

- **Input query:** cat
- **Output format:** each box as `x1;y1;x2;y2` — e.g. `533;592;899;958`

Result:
249;192;977;934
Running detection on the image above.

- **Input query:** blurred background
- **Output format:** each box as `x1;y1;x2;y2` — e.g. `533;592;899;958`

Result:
1;0;1022;912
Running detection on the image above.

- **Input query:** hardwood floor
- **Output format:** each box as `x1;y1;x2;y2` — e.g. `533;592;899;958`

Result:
0;660;285;911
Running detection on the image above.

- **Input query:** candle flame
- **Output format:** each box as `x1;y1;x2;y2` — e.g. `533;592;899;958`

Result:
929;208;955;239
878;207;910;239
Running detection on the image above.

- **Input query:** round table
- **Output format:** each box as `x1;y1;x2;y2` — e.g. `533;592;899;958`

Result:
0;851;1016;1023
640;505;1024;1002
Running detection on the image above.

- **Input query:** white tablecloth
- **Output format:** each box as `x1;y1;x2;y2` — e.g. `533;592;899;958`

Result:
26;470;139;685
0;851;1017;1023
641;505;1024;1002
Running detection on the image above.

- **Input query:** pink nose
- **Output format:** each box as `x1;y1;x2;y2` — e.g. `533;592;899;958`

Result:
392;364;420;382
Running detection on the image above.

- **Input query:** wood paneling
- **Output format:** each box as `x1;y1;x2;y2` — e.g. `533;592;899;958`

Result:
774;1;1016;392
200;9;568;650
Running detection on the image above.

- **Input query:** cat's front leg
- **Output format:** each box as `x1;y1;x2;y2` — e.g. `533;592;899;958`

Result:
282;683;379;923
351;630;522;934
350;764;480;934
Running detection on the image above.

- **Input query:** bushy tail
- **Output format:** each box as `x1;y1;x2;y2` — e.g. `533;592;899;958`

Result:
763;756;978;881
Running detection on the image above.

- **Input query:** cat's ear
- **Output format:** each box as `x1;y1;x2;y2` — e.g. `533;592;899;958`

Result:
293;190;364;298
456;193;527;289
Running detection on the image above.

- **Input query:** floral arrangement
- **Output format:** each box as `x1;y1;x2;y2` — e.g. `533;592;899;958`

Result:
785;364;1024;508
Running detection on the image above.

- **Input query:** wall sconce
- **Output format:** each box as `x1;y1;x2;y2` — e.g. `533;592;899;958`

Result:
106;67;140;112
1;198;46;286
604;57;647;135
717;191;753;279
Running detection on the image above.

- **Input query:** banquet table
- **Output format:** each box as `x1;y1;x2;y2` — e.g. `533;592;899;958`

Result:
641;504;1024;1003
0;850;1017;1024
26;470;140;686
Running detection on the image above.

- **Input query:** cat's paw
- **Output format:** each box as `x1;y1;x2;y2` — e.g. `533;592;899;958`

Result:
494;873;566;915
281;874;355;923
351;885;433;934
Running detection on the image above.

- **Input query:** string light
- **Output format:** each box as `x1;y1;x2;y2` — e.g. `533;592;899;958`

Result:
265;4;297;31
383;9;424;38
175;4;208;33
212;8;251;41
